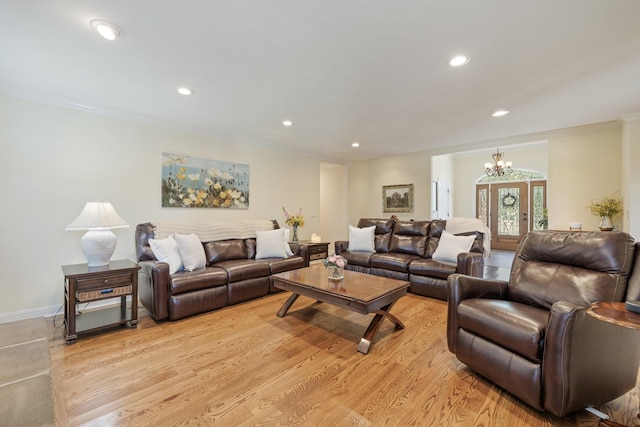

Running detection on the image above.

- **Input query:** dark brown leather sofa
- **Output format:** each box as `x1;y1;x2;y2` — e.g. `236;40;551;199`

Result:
135;221;308;321
447;230;640;416
335;218;484;300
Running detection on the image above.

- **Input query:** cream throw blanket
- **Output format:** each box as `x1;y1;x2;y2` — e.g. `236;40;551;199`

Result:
152;220;275;241
445;217;492;257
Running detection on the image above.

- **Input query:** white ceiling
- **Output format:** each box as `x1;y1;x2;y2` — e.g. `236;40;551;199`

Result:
1;0;640;162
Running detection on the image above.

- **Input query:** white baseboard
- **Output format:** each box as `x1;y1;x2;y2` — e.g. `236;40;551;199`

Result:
0;297;135;324
0;304;63;324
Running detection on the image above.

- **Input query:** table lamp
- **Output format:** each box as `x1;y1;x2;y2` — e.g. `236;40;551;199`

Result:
65;202;129;267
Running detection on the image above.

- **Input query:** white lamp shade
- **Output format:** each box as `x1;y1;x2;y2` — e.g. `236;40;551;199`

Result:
66;202;129;267
66;202;129;231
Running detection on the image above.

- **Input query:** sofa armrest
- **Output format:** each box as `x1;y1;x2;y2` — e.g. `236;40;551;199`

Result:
447;274;509;353
289;244;310;266
447;274;508;302
138;260;170;321
335;241;349;255
456;252;484;278
543;301;640;416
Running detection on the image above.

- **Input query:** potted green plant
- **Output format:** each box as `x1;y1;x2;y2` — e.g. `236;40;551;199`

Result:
588;196;623;231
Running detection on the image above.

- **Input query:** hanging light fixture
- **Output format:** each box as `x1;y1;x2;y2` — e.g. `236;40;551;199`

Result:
484;148;513;177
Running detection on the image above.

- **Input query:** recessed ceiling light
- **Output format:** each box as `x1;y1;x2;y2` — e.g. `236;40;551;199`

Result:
449;55;470;67
351;142;360;147
282;120;293;127
177;87;193;96
90;20;124;41
492;110;510;117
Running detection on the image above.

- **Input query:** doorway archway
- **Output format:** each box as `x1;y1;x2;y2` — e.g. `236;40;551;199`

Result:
476;169;547;251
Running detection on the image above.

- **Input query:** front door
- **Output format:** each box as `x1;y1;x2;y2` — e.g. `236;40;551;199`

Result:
490;182;528;250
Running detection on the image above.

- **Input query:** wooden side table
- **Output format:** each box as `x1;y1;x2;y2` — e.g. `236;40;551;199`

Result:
587;302;640;426
62;259;140;344
294;241;329;264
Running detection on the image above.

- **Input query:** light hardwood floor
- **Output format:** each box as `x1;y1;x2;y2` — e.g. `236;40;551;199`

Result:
48;292;639;426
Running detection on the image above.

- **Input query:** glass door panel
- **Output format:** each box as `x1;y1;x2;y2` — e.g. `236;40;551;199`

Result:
491;182;528;250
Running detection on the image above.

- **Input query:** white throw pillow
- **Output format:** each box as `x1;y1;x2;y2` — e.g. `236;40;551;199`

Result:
432;230;476;264
348;224;375;252
282;229;294;257
149;236;183;274
175;233;206;271
256;228;287;259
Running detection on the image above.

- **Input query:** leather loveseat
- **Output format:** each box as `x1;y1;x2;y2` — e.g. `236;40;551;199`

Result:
447;230;640;416
135;220;307;321
335;218;484;300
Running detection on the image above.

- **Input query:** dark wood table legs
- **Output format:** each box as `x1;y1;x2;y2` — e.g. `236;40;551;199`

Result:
357;301;405;354
276;293;405;354
276;293;300;318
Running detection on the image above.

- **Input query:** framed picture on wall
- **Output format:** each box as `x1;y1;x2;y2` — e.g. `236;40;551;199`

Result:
382;184;414;213
161;152;250;209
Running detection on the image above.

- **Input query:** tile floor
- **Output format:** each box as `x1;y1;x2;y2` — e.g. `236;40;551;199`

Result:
0;317;54;426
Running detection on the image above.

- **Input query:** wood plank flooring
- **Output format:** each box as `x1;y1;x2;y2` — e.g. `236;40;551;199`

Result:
48;292;639;426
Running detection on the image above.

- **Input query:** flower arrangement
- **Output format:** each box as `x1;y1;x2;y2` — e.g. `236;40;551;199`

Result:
282;206;304;227
323;254;347;269
588;196;623;218
324;254;347;280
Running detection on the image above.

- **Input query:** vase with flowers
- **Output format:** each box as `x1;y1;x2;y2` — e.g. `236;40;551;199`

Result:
282;206;304;242
324;254;347;280
588;195;623;231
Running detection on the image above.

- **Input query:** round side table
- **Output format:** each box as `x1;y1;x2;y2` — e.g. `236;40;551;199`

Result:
587;302;640;427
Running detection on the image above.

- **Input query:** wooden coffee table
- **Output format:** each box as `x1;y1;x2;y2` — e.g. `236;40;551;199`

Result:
272;264;409;354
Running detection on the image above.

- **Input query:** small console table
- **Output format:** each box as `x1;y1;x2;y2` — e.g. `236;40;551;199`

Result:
587;302;640;427
62;259;140;344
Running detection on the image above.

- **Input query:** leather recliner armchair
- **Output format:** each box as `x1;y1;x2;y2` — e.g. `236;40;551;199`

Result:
447;230;640;417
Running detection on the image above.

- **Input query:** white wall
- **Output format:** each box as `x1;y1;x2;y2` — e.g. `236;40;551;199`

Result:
320;162;348;252
547;124;622;231
347;160;371;228
431;154;454;219
0;95;321;319
346;152;431;228
622;115;640;237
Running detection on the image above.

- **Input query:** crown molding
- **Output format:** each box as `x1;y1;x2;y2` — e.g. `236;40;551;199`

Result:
620;113;640;122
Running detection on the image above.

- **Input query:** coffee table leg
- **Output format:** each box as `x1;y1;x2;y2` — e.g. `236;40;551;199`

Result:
277;293;300;317
357;301;404;354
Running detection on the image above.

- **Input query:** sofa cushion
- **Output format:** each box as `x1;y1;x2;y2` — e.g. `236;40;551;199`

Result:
357;218;396;253
282;229;294;256
245;238;257;259
175;233;207;271
348;224;375;252
149;236;183;274
214;259;271;282
204;239;247;264
256;229;287;259
371;252;421;273
169;267;228;295
427;220;483;257
409;258;457;280
341;250;374;267
457;299;548;362
432;230;475;263
510;231;635;309
268;256;306;274
388;221;430;257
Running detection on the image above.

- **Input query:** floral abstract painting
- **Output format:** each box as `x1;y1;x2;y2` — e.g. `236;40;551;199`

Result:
162;152;249;208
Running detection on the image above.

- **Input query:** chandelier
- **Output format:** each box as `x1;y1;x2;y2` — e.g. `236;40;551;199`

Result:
484;148;513;177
